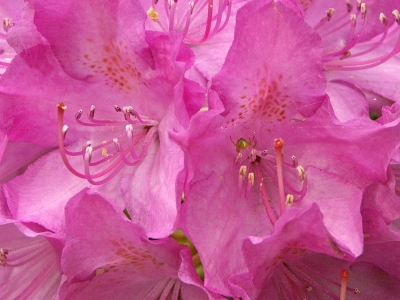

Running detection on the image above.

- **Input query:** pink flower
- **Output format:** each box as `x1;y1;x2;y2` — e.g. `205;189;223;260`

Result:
0;0;204;237
175;0;400;296
302;0;400;122
58;189;218;299
0;222;62;299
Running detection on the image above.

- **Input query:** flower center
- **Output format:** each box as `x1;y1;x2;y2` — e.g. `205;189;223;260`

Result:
314;2;400;71
146;0;232;44
57;102;159;185
232;136;307;225
275;262;361;299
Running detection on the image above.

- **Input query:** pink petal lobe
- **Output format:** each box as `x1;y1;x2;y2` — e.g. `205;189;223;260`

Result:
60;190;210;299
212;1;326;121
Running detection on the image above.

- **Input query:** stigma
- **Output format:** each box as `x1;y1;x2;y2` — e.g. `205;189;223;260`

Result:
314;1;400;71
146;0;232;44
232;136;307;225
57;102;159;185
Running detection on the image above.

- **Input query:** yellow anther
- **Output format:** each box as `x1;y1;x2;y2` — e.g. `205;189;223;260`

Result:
147;7;159;22
297;165;305;181
285;194;294;209
102;141;109;157
239;165;247;179
248;172;255;186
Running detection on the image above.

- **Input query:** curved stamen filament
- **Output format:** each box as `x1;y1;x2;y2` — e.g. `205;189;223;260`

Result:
57;103;158;184
58;103;87;179
254;162;277;225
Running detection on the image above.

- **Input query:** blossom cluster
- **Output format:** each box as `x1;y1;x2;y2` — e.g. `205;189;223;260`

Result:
0;0;400;299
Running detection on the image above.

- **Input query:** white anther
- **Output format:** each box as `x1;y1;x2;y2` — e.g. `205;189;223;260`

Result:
239;165;247;179
114;105;121;112
248;172;255;186
291;155;298;167
189;1;194;13
354;288;361;294
346;0;353;13
297;165;305;181
89;105;95;119
326;8;335;21
250;149;257;162
356;0;361;11
393;9;400;25
62;125;69;140
85;145;93;163
125;124;133;139
360;3;367;19
351;14;357;26
86;141;92;147
75;109;83;119
235;152;243;164
340;50;352;60
286;194;294;209
2;18;12;32
380;13;388;26
113;138;120;152
261;150;268;156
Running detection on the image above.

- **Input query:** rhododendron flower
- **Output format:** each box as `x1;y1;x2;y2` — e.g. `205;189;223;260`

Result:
176;0;400;296
0;0;24;74
140;0;250;81
301;0;400;122
58;190;217;300
0;222;62;299
0;0;204;237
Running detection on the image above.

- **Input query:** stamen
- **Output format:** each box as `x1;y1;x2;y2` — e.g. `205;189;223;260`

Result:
147;6;158;22
326;8;335;21
0;248;9;267
254;161;277;225
245;172;254;199
285;194;294;209
57;102;159;185
232;136;307;224
393;9;400;25
62;125;68;140
360;3;367;19
2;18;12;32
274;138;286;216
238;165;247;197
346;0;353;13
380;13;388;26
340;270;349;300
89;105;96;119
297;166;305;181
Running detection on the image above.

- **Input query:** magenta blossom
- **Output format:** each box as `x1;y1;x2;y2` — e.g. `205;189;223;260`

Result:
301;0;400;122
58;189;217;300
175;0;400;296
0;222;62;299
140;0;248;81
0;0;204;237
